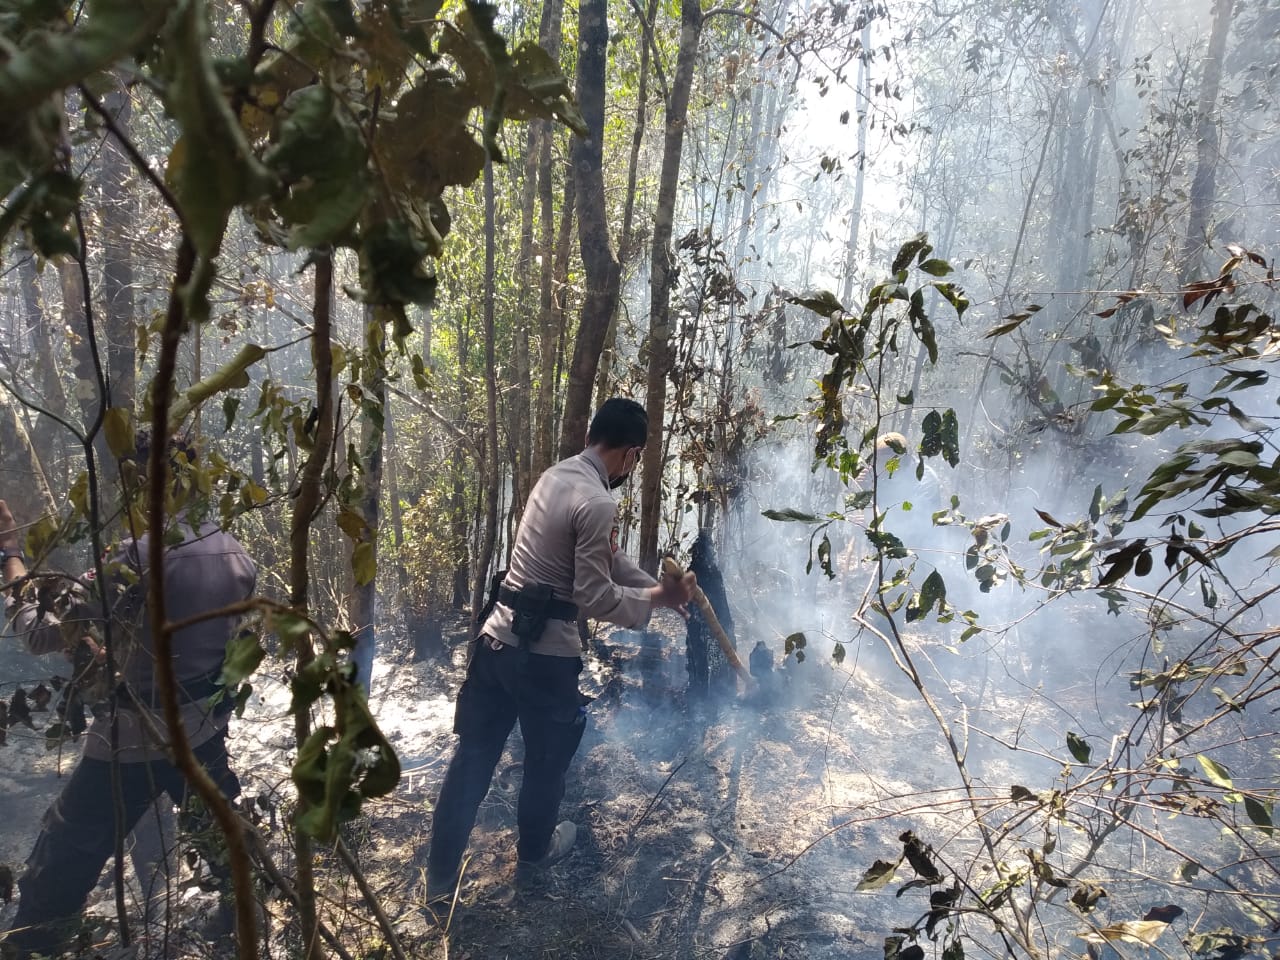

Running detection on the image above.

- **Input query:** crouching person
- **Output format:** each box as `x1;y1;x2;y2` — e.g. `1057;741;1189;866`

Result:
0;437;256;958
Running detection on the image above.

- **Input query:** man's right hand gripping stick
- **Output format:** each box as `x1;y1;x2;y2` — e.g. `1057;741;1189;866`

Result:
660;556;753;686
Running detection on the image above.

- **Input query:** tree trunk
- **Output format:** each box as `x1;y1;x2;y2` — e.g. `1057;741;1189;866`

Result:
539;169;576;466
593;0;660;411
559;0;623;461
18;258;70;485
384;409;408;598
100;84;136;418
1181;0;1235;280
841;23;873;306
450;312;472;611
0;389;57;528
348;307;387;693
512;123;539;519
289;251;337;960
471;153;501;637
638;0;703;573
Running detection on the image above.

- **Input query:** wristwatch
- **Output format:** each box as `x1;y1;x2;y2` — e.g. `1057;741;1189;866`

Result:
1;547;26;564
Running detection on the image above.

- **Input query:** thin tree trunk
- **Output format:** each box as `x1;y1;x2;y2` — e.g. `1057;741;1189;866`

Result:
471;154;501;636
638;0;703;573
512;123;538;517
841;23;872;306
0;389;57;525
1181;0;1235;280
18;258;69;484
559;0;623;460
539;169;576;466
593;0;660;410
61;259;100;436
451;313;471;610
100;83;136;421
531;0;566;476
348;306;387;693
384;409;408;601
289;251;336;960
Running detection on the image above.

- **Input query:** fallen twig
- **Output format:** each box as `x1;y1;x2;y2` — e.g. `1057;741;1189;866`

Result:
245;826;355;960
334;838;410;960
620;917;648;948
629;753;693;836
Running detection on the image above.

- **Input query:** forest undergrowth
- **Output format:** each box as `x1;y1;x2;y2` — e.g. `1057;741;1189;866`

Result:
8;575;1261;960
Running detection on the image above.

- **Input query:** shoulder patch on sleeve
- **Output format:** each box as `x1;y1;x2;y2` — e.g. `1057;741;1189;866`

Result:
610;525;619;554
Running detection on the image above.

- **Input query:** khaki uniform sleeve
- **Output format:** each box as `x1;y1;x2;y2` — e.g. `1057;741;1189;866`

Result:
611;549;657;589
4;598;71;656
571;496;653;627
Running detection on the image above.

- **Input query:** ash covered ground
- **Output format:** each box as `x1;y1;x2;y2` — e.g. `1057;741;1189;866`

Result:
0;602;1236;960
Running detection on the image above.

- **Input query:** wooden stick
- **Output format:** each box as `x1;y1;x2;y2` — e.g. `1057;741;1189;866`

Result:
662;556;753;685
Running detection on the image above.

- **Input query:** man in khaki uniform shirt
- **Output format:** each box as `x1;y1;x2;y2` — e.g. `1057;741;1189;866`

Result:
424;398;694;899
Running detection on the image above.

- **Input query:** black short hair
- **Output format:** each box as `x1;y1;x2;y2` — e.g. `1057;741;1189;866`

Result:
587;398;648;450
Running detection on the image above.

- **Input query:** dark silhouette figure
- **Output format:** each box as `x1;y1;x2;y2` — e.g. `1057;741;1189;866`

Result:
686;530;736;701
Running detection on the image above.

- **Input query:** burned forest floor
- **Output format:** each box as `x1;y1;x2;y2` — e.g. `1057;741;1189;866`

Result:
2;603;1253;960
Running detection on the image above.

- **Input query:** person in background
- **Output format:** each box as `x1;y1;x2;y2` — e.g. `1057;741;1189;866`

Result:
0;433;256;959
422;397;695;902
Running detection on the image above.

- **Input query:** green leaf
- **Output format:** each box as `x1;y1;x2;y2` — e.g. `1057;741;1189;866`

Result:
866;528;908;560
0;0;172;116
222;395;241;433
940;409;959;467
352;541;377;586
786;289;845;319
357;217;438;308
506;41;588;136
762;508;820;522
1066;731;1091;764
832;642;846;665
1243;796;1273;834
1;168;81;258
318;0;362;36
917;258;952;277
1196;754;1233;789
891;233;932;273
160;0;274;269
1088;485;1104;523
263;85;369;250
856;857;901;891
103;407;135;460
221;631;266;688
170;343;267;424
933;282;969;319
271;609;313;652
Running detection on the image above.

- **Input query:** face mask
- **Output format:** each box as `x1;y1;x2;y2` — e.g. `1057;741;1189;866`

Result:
608;446;641;489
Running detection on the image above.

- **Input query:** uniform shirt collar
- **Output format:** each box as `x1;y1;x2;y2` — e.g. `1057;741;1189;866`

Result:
581;447;611;490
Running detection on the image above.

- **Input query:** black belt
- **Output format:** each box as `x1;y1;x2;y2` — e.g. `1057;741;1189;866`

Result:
498;584;579;621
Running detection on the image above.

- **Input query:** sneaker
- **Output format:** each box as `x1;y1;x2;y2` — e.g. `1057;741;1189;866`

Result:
515;821;577;885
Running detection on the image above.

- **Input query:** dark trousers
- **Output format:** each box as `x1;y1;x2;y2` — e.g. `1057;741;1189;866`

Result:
427;639;586;881
6;734;240;955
